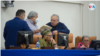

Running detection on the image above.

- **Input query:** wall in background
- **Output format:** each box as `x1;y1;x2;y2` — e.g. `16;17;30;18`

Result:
83;1;100;40
54;1;83;4
1;1;82;49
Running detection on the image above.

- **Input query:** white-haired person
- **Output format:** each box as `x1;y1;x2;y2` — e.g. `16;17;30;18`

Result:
26;11;41;35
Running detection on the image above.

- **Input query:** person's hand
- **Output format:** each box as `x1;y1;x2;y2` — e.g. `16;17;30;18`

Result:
81;45;89;48
50;37;58;48
34;29;41;33
53;30;58;35
50;37;56;44
80;45;85;48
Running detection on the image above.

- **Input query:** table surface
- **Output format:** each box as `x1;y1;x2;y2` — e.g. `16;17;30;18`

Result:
1;49;100;56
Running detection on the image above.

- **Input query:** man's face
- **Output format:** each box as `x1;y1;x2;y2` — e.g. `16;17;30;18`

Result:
51;16;59;26
21;13;25;20
32;14;38;23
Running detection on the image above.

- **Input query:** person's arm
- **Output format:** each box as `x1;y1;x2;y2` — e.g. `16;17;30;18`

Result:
53;43;57;48
46;22;51;26
58;23;70;34
77;43;82;48
3;22;7;40
39;40;44;48
50;38;58;48
23;21;32;31
33;29;41;34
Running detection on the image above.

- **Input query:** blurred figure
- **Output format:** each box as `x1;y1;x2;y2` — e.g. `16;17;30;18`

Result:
77;36;90;48
39;30;57;48
3;9;31;48
26;11;40;35
46;14;70;35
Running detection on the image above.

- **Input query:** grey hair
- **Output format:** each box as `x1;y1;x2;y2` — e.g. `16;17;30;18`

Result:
82;36;89;41
27;11;38;19
51;14;59;21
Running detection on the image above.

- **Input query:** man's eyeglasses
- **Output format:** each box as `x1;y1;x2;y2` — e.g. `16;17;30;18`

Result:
51;20;57;22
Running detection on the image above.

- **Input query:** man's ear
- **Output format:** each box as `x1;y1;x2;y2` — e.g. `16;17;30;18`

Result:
21;14;24;17
31;17;35;21
20;14;23;17
32;17;34;18
58;20;59;22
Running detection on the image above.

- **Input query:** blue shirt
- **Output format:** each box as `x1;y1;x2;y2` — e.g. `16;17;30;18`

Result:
3;17;31;47
46;22;70;34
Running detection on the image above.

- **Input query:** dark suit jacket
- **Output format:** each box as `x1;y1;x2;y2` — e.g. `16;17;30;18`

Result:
3;17;31;47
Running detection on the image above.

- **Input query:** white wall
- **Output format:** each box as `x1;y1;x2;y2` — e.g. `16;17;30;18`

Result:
1;1;82;48
54;1;83;4
83;1;100;40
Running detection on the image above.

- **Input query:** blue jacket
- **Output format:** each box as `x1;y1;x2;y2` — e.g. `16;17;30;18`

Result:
3;17;31;47
46;22;70;34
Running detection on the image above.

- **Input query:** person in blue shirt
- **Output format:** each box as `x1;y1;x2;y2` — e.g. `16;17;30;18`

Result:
3;9;32;48
46;14;70;35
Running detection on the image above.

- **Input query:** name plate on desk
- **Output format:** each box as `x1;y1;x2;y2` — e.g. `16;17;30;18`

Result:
41;47;54;49
71;47;94;50
6;46;22;49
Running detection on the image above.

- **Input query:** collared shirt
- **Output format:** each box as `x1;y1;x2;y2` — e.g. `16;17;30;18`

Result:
39;38;54;48
26;19;40;35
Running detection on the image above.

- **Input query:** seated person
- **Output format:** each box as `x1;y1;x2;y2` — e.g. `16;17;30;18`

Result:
26;11;41;35
77;36;90;48
46;14;70;35
39;30;57;48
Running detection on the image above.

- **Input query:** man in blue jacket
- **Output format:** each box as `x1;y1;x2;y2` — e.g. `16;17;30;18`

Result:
46;14;70;35
3;9;32;48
